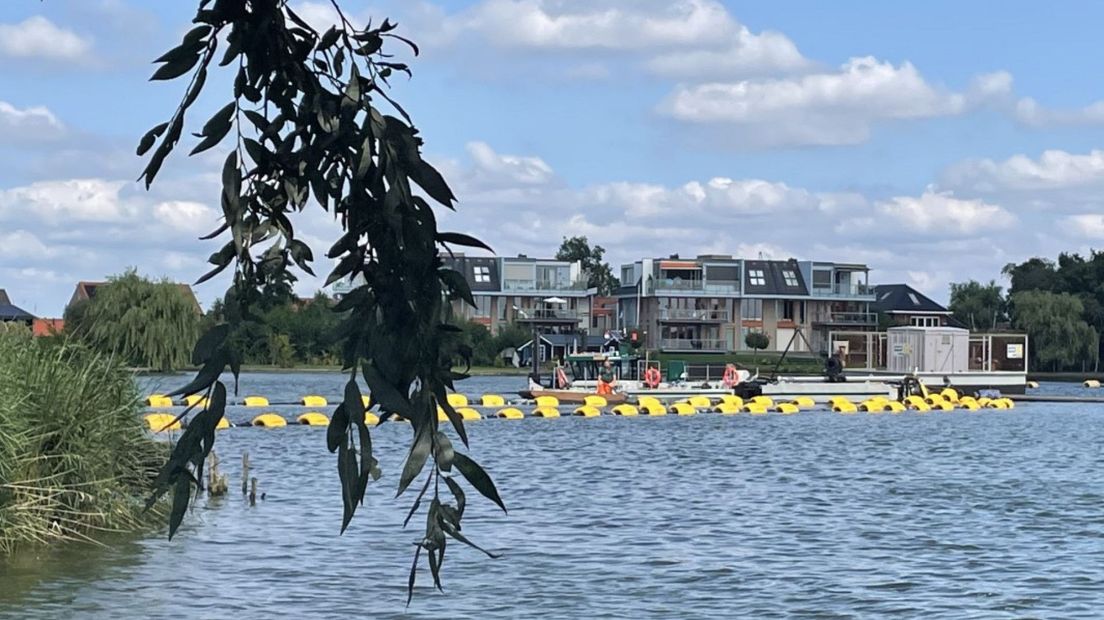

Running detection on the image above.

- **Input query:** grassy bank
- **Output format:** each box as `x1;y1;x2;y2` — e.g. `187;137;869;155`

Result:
0;332;165;555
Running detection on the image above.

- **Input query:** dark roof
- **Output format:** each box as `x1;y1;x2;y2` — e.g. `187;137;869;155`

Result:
744;260;808;296
442;256;499;293
0;303;34;321
872;284;949;314
0;289;9;305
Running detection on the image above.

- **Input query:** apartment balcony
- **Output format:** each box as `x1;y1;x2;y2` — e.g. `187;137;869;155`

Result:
660;338;727;353
652;280;740;295
809;283;876;299
658;308;731;323
503;278;590;293
514;308;584;325
811;311;877;326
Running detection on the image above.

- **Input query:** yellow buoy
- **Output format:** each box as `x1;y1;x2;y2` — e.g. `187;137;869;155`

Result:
456;407;483;421
833;402;858;414
535;395;559;408
184;394;208;408
146;395;173;408
828;396;852;406
720;394;744;409
497;407;526;419
446;393;468;407
905;395;929;411
144;413;181;432
216;416;230;430
437;406;449;422
750;395;773;408
885;401;906;413
573;406;602;417
584;395;608;408
528;407;557;418
858;400;882;412
638;396;663;409
713;403;741;414
934;401;955;412
1000;398;1015;409
959;400;980;411
642;403;667;416
671;402;697;416
775;403;800;415
791;396;816;409
364;412;380;425
1084;379;1101;388
301;395;327;407
252;413;287;427
243;396;269;407
744;405;768;416
940;388;960;403
297;412;329;426
977;397;991;408
481;394;506;407
1026;380;1039;389
361;395;373;409
688;395;712;409
611;404;639;416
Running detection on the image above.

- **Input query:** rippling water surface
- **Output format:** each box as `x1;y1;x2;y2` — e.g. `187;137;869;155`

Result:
3;375;1104;619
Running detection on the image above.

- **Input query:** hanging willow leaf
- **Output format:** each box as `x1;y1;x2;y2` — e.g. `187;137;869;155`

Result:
452;452;506;513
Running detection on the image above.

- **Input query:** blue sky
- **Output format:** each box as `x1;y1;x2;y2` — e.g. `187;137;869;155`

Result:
2;0;1104;316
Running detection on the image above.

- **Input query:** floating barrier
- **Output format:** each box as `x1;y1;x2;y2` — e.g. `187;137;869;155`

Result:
243;396;269;407
446;393;468;408
775;403;799;415
884;401;906;413
858;400;883;413
456;407;483;421
144;413;181;432
905;395;930;411
493;407;525;419
535;395;559;408
584;395;607;408
790;396;816;409
750;395;773;408
364;412;380;426
573;406;601;417
528;407;557;418
481;394;506;407
932;401;955;412
940;388;960;403
958;400;980;411
216;416;230;429
1026;380;1039;389
688;395;713;410
184;394;208;408
297;412;329;426
362;395;373;409
146;395;173;408
742;403;768;415
833;401;858;414
301;395;327;407
1084;380;1101;388
713;403;741;414
720;395;744;409
671;402;697;416
252;413;287;427
638;396;663;409
641;403;667;416
611;404;639;416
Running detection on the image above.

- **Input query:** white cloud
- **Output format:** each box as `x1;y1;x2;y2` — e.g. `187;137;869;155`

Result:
1063;214;1104;239
0;179;136;224
0;16;93;61
465;141;555;188
660;57;1007;146
0;101;64;141
1015;97;1104;127
153;201;219;235
645;27;809;79
874;189;1015;235
943;149;1104;192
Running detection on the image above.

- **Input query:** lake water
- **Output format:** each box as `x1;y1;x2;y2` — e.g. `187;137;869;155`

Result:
3;375;1104;618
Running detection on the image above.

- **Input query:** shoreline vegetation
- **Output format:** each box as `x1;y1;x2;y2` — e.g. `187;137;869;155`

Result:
0;330;166;557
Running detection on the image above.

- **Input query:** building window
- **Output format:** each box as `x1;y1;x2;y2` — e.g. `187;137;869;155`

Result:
910;316;939;327
779;300;795;321
497;296;507;321
812;270;831;289
741;298;763;321
748;269;766;286
474;265;491;283
782;270;798;287
473;296;491;317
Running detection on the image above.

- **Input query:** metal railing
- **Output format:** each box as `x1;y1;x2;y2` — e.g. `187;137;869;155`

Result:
810;283;876;298
515;309;583;321
652;279;741;294
503;279;590;292
811;311;876;325
659;308;731;322
660;338;727;352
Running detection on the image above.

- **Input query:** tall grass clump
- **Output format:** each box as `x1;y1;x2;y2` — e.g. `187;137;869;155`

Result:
0;330;166;555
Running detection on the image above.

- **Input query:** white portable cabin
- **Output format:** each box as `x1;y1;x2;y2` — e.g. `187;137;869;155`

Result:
886;326;969;373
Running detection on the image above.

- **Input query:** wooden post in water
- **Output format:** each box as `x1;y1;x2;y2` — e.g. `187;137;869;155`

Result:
241;452;250;495
249;477;258;506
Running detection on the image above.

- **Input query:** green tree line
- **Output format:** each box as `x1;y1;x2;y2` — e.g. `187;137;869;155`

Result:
949;251;1103;371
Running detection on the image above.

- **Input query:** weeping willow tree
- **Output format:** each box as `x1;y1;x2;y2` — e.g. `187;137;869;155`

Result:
140;0;503;599
66;270;201;372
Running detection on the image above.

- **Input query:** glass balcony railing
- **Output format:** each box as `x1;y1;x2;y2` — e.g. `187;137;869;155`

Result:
811;312;877;325
809;283;876;298
514;309;583;321
658;308;731;322
503;279;590;292
660;338;727;352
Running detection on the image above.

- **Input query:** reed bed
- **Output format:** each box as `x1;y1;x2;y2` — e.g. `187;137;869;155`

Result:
0;331;166;555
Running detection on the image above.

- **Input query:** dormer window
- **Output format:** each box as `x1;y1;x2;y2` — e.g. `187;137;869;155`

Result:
474;265;491;283
749;269;766;286
782;270;798;287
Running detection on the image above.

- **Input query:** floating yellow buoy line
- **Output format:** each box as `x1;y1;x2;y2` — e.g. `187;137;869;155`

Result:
243;396;269;407
301;395;327;407
297;412;329;426
146;395;173;408
252;413;287;427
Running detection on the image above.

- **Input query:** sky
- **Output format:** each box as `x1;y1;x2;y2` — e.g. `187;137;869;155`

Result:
2;0;1104;316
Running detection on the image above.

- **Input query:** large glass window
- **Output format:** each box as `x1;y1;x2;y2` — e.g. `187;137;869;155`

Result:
473;296;491;317
812;270;832;289
473;265;491;283
782;270;798;287
741;298;763;321
748;269;766;286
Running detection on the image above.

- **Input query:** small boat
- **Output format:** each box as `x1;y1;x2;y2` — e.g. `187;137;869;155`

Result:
516;389;628;405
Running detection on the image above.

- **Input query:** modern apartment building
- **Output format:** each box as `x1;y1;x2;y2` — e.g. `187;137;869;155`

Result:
443;254;596;335
616;255;876;354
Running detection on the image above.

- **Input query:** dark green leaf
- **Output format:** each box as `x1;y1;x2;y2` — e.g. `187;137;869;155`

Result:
397;426;431;496
407;545;421;606
437;232;493;253
441;520;501;559
191;323;229;365
167;475;191;540
137;122;169;156
320;26;340;49
452;452;506;513
326;403;348;454
151;52;200;81
167;349;227;397
434;430;454;472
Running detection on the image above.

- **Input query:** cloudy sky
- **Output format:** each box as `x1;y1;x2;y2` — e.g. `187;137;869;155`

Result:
3;0;1104;316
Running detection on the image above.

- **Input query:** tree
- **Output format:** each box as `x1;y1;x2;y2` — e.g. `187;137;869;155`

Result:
1002;257;1057;293
1009;290;1098;371
65;270;200;372
555;236;620;295
140;2;503;597
745;331;770;351
949;280;1006;331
